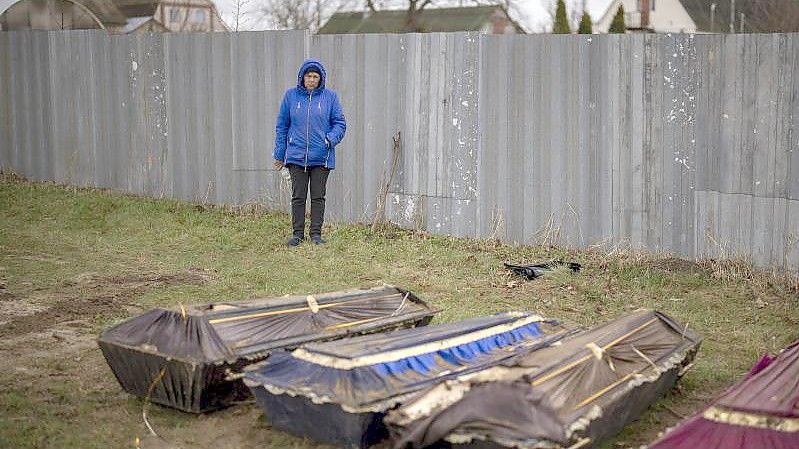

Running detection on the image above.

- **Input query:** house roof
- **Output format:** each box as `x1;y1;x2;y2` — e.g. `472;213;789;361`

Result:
318;5;524;34
110;0;158;18
0;0;128;24
119;14;151;32
79;0;127;24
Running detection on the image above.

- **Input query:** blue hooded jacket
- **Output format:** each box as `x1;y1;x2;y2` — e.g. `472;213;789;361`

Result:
273;59;347;169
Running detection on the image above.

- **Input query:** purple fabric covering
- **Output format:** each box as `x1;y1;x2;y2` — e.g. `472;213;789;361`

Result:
748;354;775;376
650;340;799;449
651;414;799;449
717;341;799;417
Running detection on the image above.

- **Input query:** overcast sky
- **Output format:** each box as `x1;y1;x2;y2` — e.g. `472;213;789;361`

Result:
0;0;15;14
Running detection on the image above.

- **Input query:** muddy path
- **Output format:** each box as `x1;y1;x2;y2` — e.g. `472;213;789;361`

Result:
0;270;212;338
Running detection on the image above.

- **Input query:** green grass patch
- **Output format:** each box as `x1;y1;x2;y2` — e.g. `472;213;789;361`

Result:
0;174;797;448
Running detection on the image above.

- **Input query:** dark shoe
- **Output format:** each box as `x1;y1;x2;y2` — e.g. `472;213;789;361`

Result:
310;235;325;245
287;236;304;247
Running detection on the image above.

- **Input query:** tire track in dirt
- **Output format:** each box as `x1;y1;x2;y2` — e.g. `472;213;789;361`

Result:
0;269;213;338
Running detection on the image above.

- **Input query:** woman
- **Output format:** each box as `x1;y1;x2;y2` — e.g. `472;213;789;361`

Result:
273;59;346;246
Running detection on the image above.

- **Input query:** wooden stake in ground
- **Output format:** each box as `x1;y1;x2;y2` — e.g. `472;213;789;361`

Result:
372;132;402;233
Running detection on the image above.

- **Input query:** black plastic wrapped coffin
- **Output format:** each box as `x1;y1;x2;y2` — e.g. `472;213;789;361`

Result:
97;285;436;413
244;312;577;449
385;310;702;449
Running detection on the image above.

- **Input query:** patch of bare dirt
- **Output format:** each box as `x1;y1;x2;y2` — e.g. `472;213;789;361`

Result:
0;326;99;362
0;278;16;301
0;269;213;338
650;257;703;274
0;267;260;448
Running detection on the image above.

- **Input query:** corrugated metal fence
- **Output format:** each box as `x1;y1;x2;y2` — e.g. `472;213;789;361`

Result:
1;30;797;269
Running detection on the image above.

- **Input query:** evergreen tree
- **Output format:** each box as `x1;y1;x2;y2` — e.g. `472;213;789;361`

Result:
553;0;571;34
577;11;593;34
608;4;626;33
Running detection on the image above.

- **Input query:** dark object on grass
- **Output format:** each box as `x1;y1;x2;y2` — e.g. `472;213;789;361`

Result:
504;260;582;280
385;310;702;449
244;312;577;449
97;285;436;413
649;339;799;449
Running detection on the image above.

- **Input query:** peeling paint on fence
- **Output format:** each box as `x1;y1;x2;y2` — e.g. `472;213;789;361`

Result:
0;30;797;270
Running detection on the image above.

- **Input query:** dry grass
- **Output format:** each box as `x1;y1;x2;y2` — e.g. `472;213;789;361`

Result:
0;174;797;449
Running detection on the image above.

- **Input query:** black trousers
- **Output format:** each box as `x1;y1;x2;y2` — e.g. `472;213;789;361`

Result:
288;165;330;238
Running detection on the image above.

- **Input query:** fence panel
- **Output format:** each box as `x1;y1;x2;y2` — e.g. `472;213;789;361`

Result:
1;30;796;269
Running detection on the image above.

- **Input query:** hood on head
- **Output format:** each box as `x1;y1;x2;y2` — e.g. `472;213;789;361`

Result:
297;59;326;91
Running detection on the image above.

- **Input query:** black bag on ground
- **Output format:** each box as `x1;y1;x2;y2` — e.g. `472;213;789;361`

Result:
504;260;581;280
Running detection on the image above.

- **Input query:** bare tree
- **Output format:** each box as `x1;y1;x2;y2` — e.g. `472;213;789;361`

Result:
747;0;799;32
257;0;524;33
261;0;319;30
363;0;432;32
257;0;360;32
472;0;528;32
682;0;799;33
233;0;252;31
364;0;522;33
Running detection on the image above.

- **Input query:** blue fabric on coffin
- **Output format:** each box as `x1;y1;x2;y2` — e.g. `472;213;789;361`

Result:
374;321;543;376
245;313;574;412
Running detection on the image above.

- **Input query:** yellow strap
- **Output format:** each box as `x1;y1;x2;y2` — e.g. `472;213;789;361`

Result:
566;438;592;449
208;293;402;324
324;316;384;331
323;293;413;330
571;320;679;410
573;367;645;409
306;295;320;313
531;318;658;386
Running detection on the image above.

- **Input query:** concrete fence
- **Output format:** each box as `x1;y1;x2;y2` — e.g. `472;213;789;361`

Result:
1;30;797;269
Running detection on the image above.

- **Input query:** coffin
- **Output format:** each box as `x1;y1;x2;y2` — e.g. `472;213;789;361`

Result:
244;312;577;449
649;339;799;449
385;310;702;449
98;285;436;413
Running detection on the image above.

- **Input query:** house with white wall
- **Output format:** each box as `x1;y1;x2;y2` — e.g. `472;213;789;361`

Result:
621;0;696;32
517;0;696;33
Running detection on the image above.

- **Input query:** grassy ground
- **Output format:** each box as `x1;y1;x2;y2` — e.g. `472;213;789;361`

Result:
0;174;796;449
